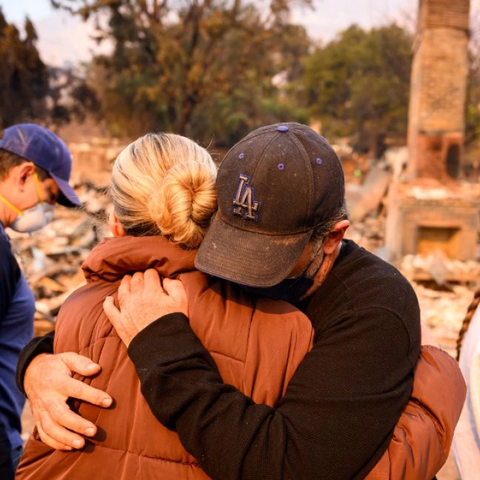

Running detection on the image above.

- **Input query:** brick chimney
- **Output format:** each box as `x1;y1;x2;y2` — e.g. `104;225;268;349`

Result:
407;0;470;181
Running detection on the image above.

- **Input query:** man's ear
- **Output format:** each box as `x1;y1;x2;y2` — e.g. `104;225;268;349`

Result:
322;220;350;255
109;211;126;237
12;162;35;191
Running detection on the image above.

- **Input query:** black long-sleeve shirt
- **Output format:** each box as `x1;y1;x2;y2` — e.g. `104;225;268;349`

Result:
17;241;421;479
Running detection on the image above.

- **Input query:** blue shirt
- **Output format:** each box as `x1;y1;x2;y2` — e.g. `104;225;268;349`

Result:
0;223;35;450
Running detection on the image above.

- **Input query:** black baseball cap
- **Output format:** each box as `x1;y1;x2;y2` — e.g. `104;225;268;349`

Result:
0;124;82;207
195;122;345;287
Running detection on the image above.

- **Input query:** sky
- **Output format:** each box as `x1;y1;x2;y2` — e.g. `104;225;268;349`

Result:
0;0;470;67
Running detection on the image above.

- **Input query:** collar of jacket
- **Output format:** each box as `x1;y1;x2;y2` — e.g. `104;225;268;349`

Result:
81;235;197;283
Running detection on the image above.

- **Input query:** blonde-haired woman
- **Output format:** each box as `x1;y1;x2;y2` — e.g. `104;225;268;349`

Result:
17;133;464;480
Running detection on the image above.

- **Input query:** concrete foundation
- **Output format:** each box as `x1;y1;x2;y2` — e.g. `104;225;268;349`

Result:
386;181;480;261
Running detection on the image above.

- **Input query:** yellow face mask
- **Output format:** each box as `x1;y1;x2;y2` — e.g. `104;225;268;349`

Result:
0;170;54;233
0;171;43;214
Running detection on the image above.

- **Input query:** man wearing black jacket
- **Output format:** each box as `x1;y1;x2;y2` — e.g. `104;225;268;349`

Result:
18;124;422;478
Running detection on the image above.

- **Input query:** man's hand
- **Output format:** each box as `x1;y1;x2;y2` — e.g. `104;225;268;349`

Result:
25;352;113;450
103;269;188;347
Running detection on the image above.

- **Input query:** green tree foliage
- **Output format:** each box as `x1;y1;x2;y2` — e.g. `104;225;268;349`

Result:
0;9;50;128
51;0;312;145
302;24;412;152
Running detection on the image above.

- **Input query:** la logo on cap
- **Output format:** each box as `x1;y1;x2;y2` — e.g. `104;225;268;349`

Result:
233;174;260;222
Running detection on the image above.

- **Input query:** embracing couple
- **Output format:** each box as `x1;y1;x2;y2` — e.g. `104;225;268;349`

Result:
15;123;465;479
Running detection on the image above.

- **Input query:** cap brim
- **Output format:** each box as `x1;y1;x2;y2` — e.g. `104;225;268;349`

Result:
195;215;312;287
50;173;83;208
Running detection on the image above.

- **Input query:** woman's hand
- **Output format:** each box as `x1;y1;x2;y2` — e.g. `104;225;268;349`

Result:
103;269;188;347
25;352;112;450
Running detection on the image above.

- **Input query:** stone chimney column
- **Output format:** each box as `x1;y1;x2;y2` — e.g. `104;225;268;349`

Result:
407;0;470;181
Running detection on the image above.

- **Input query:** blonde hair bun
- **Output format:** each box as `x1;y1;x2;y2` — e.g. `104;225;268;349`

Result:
110;133;218;248
149;161;217;248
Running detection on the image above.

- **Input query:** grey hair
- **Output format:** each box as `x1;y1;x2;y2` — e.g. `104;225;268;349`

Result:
310;199;349;246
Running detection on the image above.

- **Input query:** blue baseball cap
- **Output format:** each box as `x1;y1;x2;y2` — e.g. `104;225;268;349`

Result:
0;123;82;207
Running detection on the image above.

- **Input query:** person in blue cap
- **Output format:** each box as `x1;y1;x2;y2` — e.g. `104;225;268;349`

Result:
0;123;81;478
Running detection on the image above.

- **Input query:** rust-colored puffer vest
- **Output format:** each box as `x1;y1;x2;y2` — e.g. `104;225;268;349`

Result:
17;236;465;480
